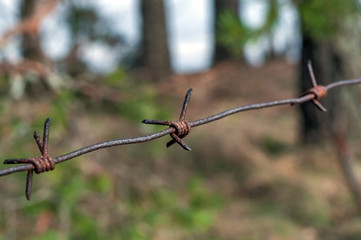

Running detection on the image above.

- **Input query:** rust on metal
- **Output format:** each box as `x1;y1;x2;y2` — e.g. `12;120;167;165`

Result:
142;88;193;151
299;61;328;112
303;85;327;100
3;118;55;200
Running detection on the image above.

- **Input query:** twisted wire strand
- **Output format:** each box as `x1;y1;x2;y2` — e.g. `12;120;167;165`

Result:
1;78;361;177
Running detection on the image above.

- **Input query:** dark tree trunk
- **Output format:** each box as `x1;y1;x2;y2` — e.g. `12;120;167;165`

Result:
298;32;343;144
299;0;361;215
20;0;45;61
298;35;320;143
213;0;239;62
137;0;170;81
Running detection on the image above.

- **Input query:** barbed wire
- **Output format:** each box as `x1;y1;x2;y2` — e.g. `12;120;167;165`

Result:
1;62;361;200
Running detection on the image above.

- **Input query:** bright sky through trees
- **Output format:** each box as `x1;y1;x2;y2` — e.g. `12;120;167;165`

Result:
0;0;300;73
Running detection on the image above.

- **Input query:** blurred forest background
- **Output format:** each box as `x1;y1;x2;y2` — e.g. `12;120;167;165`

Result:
1;0;361;239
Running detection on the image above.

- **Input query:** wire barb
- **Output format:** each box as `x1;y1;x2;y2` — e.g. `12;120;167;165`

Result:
300;61;328;112
142;88;193;151
3;118;55;200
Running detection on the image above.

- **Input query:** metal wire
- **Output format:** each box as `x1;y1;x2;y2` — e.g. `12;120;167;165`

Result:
1;77;361;199
1;78;361;176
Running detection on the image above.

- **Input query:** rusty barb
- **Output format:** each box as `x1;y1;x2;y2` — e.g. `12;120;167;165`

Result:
300;61;328;112
2;63;361;200
4;118;55;200
142;88;193;151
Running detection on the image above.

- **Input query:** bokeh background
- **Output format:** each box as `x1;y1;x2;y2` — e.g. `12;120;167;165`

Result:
1;0;361;239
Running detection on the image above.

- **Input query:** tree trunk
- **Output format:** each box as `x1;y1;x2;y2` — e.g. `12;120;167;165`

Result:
298;31;343;144
137;0;170;81
20;0;45;62
298;0;361;215
213;0;239;62
332;11;361;214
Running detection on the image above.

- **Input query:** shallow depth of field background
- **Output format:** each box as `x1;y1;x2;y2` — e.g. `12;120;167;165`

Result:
0;0;361;239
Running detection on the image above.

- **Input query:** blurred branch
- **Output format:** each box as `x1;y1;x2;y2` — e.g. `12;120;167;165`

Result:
0;0;59;46
1;63;361;200
0;59;52;77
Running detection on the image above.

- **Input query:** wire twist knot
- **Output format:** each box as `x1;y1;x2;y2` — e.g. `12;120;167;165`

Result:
3;118;55;200
303;85;327;100
170;120;191;138
299;61;328;112
142;88;193;151
29;155;55;174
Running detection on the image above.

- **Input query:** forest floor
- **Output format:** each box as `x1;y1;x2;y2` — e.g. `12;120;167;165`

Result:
1;58;361;240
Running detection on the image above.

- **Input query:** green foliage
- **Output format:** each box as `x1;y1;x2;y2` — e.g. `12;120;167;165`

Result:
298;0;358;40
175;177;223;232
89;174;112;194
259;135;291;156
121;176;223;239
217;0;280;55
0;74;9;93
30;231;60;240
105;68;129;88
7;167;221;239
117;91;160;122
65;3;119;43
18;163;111;240
247;201;298;236
251;179;331;227
66;6;99;38
217;10;252;54
50;89;76;128
73;213;100;240
102;68;171;123
261;0;279;33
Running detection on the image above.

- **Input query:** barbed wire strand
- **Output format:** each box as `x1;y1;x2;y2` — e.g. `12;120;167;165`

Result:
1;72;361;199
1;77;361;177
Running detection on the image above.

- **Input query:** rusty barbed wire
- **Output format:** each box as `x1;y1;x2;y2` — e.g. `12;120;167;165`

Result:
143;88;193;151
4;118;55;200
1;63;361;200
